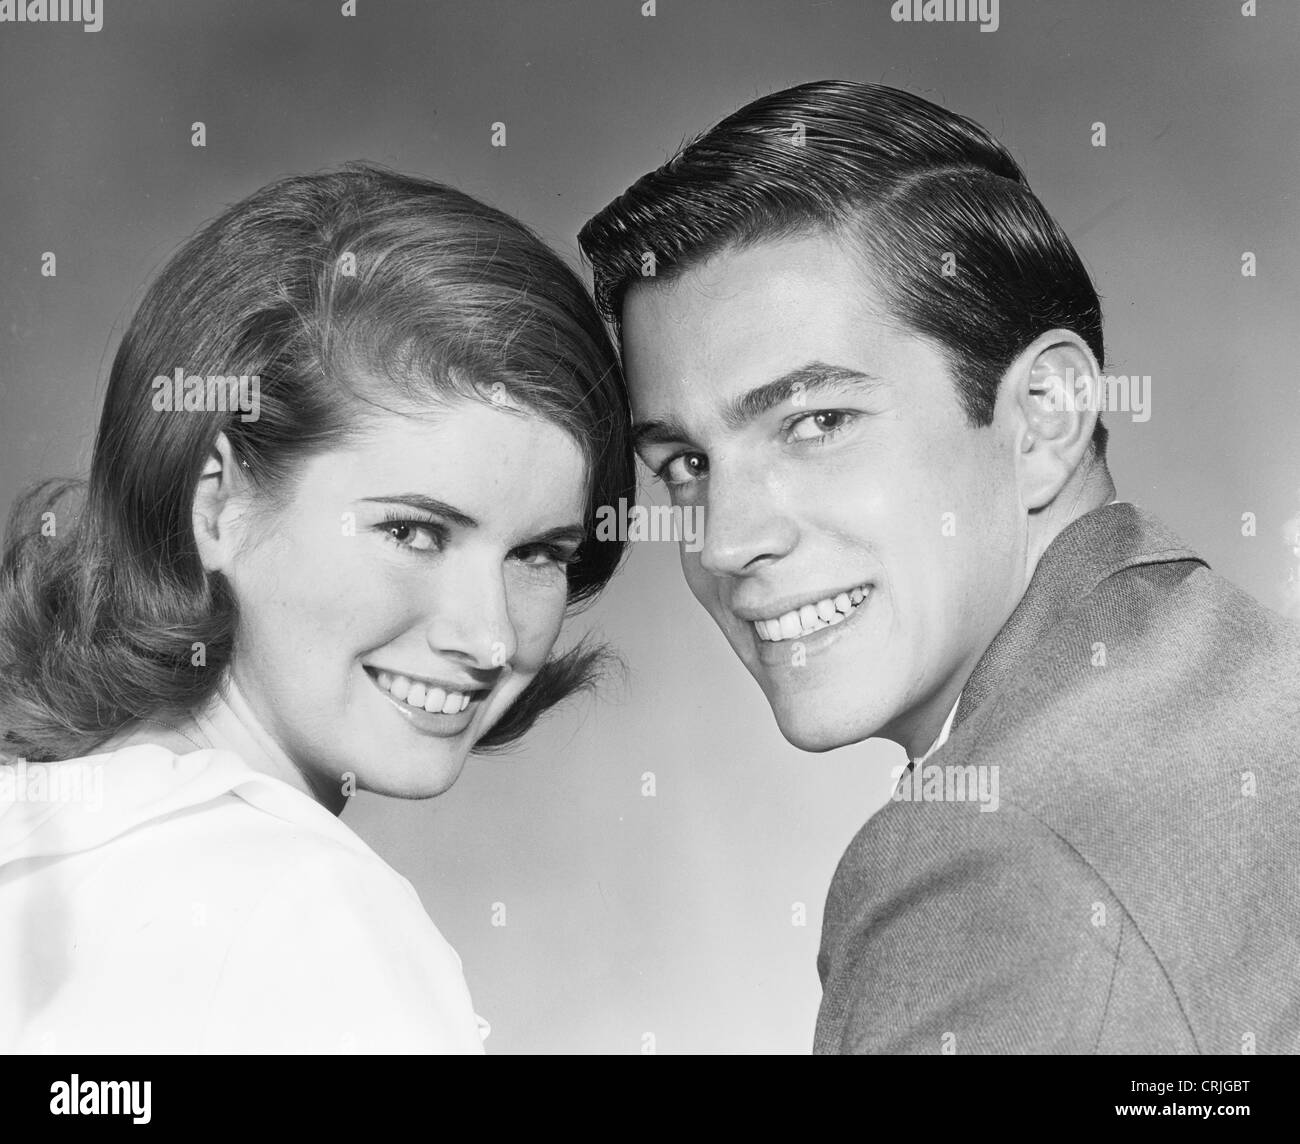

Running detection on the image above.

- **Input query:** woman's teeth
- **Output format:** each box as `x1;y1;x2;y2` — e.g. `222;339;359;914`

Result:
374;670;473;714
753;585;871;642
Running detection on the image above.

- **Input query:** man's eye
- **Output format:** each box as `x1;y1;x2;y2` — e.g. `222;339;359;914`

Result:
658;452;709;486
380;519;442;553
788;410;853;443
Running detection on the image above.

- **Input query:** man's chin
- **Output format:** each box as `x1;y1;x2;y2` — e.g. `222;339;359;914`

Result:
768;701;882;754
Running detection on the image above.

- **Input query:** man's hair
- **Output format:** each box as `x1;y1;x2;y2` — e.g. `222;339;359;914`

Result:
579;79;1108;458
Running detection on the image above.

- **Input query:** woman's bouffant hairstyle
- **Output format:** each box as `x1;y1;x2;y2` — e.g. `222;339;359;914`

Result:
579;79;1108;458
0;163;634;762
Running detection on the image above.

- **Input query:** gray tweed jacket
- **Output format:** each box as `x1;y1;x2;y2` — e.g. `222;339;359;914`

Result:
815;502;1300;1054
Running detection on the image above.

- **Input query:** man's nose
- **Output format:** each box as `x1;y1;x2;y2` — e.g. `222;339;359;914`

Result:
697;459;798;578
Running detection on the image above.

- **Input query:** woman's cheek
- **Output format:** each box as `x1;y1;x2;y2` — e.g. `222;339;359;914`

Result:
508;575;571;670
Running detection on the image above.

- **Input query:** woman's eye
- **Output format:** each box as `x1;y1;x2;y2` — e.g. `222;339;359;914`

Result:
381;520;442;553
788;410;853;443
658;452;709;486
512;544;579;569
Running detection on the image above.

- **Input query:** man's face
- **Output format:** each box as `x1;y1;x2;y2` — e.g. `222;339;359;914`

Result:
622;230;1030;754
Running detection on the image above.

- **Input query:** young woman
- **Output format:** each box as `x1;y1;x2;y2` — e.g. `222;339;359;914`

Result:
0;164;633;1052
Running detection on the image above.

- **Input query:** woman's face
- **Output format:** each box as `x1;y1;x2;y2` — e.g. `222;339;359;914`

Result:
209;398;589;804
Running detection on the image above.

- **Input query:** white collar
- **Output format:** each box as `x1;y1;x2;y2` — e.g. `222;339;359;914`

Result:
911;691;961;766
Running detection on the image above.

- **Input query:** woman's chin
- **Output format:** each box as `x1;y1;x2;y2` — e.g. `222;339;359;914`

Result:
341;745;470;801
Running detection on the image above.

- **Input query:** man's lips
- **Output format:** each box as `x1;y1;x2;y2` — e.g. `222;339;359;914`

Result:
733;584;873;641
743;585;877;664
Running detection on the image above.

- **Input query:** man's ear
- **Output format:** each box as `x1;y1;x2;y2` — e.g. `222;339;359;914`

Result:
193;432;251;574
1004;331;1102;511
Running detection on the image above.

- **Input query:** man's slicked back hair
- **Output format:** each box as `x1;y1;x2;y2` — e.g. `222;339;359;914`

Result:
579;80;1108;458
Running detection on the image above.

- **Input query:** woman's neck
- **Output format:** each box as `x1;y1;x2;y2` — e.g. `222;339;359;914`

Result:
100;677;346;815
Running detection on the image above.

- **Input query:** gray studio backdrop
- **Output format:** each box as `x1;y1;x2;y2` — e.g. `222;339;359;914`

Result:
2;0;1297;1052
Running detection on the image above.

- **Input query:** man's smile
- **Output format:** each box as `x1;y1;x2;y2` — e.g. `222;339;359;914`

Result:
739;583;874;642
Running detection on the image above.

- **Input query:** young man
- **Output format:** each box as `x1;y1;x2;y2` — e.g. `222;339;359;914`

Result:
580;80;1300;1054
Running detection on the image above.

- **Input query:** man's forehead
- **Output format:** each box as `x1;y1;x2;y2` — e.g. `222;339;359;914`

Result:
622;250;892;413
624;230;870;319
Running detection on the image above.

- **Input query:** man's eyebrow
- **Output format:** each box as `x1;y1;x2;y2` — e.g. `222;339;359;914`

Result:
359;494;478;529
720;362;882;431
632;418;693;450
631;361;882;450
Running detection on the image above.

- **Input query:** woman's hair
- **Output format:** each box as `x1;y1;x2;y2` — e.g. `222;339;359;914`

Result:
579;79;1108;458
0;163;634;762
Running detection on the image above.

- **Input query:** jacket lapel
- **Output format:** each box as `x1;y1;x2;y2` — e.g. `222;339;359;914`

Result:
952;502;1206;730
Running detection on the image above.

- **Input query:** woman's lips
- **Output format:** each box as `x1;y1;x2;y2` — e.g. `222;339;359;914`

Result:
363;666;484;737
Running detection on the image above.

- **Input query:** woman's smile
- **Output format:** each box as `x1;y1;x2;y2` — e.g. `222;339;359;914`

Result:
364;664;489;738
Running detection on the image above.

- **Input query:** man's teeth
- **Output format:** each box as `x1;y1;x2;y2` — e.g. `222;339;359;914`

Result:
374;670;473;714
753;586;870;642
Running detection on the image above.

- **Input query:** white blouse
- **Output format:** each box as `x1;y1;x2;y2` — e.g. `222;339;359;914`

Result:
0;743;484;1053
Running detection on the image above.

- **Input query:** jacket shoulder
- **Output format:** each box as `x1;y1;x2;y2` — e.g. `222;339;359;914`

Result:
817;796;1194;1053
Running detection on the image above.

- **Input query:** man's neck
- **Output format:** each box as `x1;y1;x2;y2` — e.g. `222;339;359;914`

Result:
898;461;1117;758
1023;456;1116;581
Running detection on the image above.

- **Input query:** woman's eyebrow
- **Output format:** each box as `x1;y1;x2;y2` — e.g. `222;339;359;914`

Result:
528;524;588;546
359;494;477;529
361;497;586;544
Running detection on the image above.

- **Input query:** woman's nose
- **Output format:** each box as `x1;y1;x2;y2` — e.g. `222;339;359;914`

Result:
422;561;517;671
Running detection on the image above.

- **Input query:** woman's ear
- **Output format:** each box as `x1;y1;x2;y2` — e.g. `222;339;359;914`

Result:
192;432;251;573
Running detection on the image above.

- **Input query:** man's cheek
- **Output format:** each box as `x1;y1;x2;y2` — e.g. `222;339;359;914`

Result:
681;556;713;608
